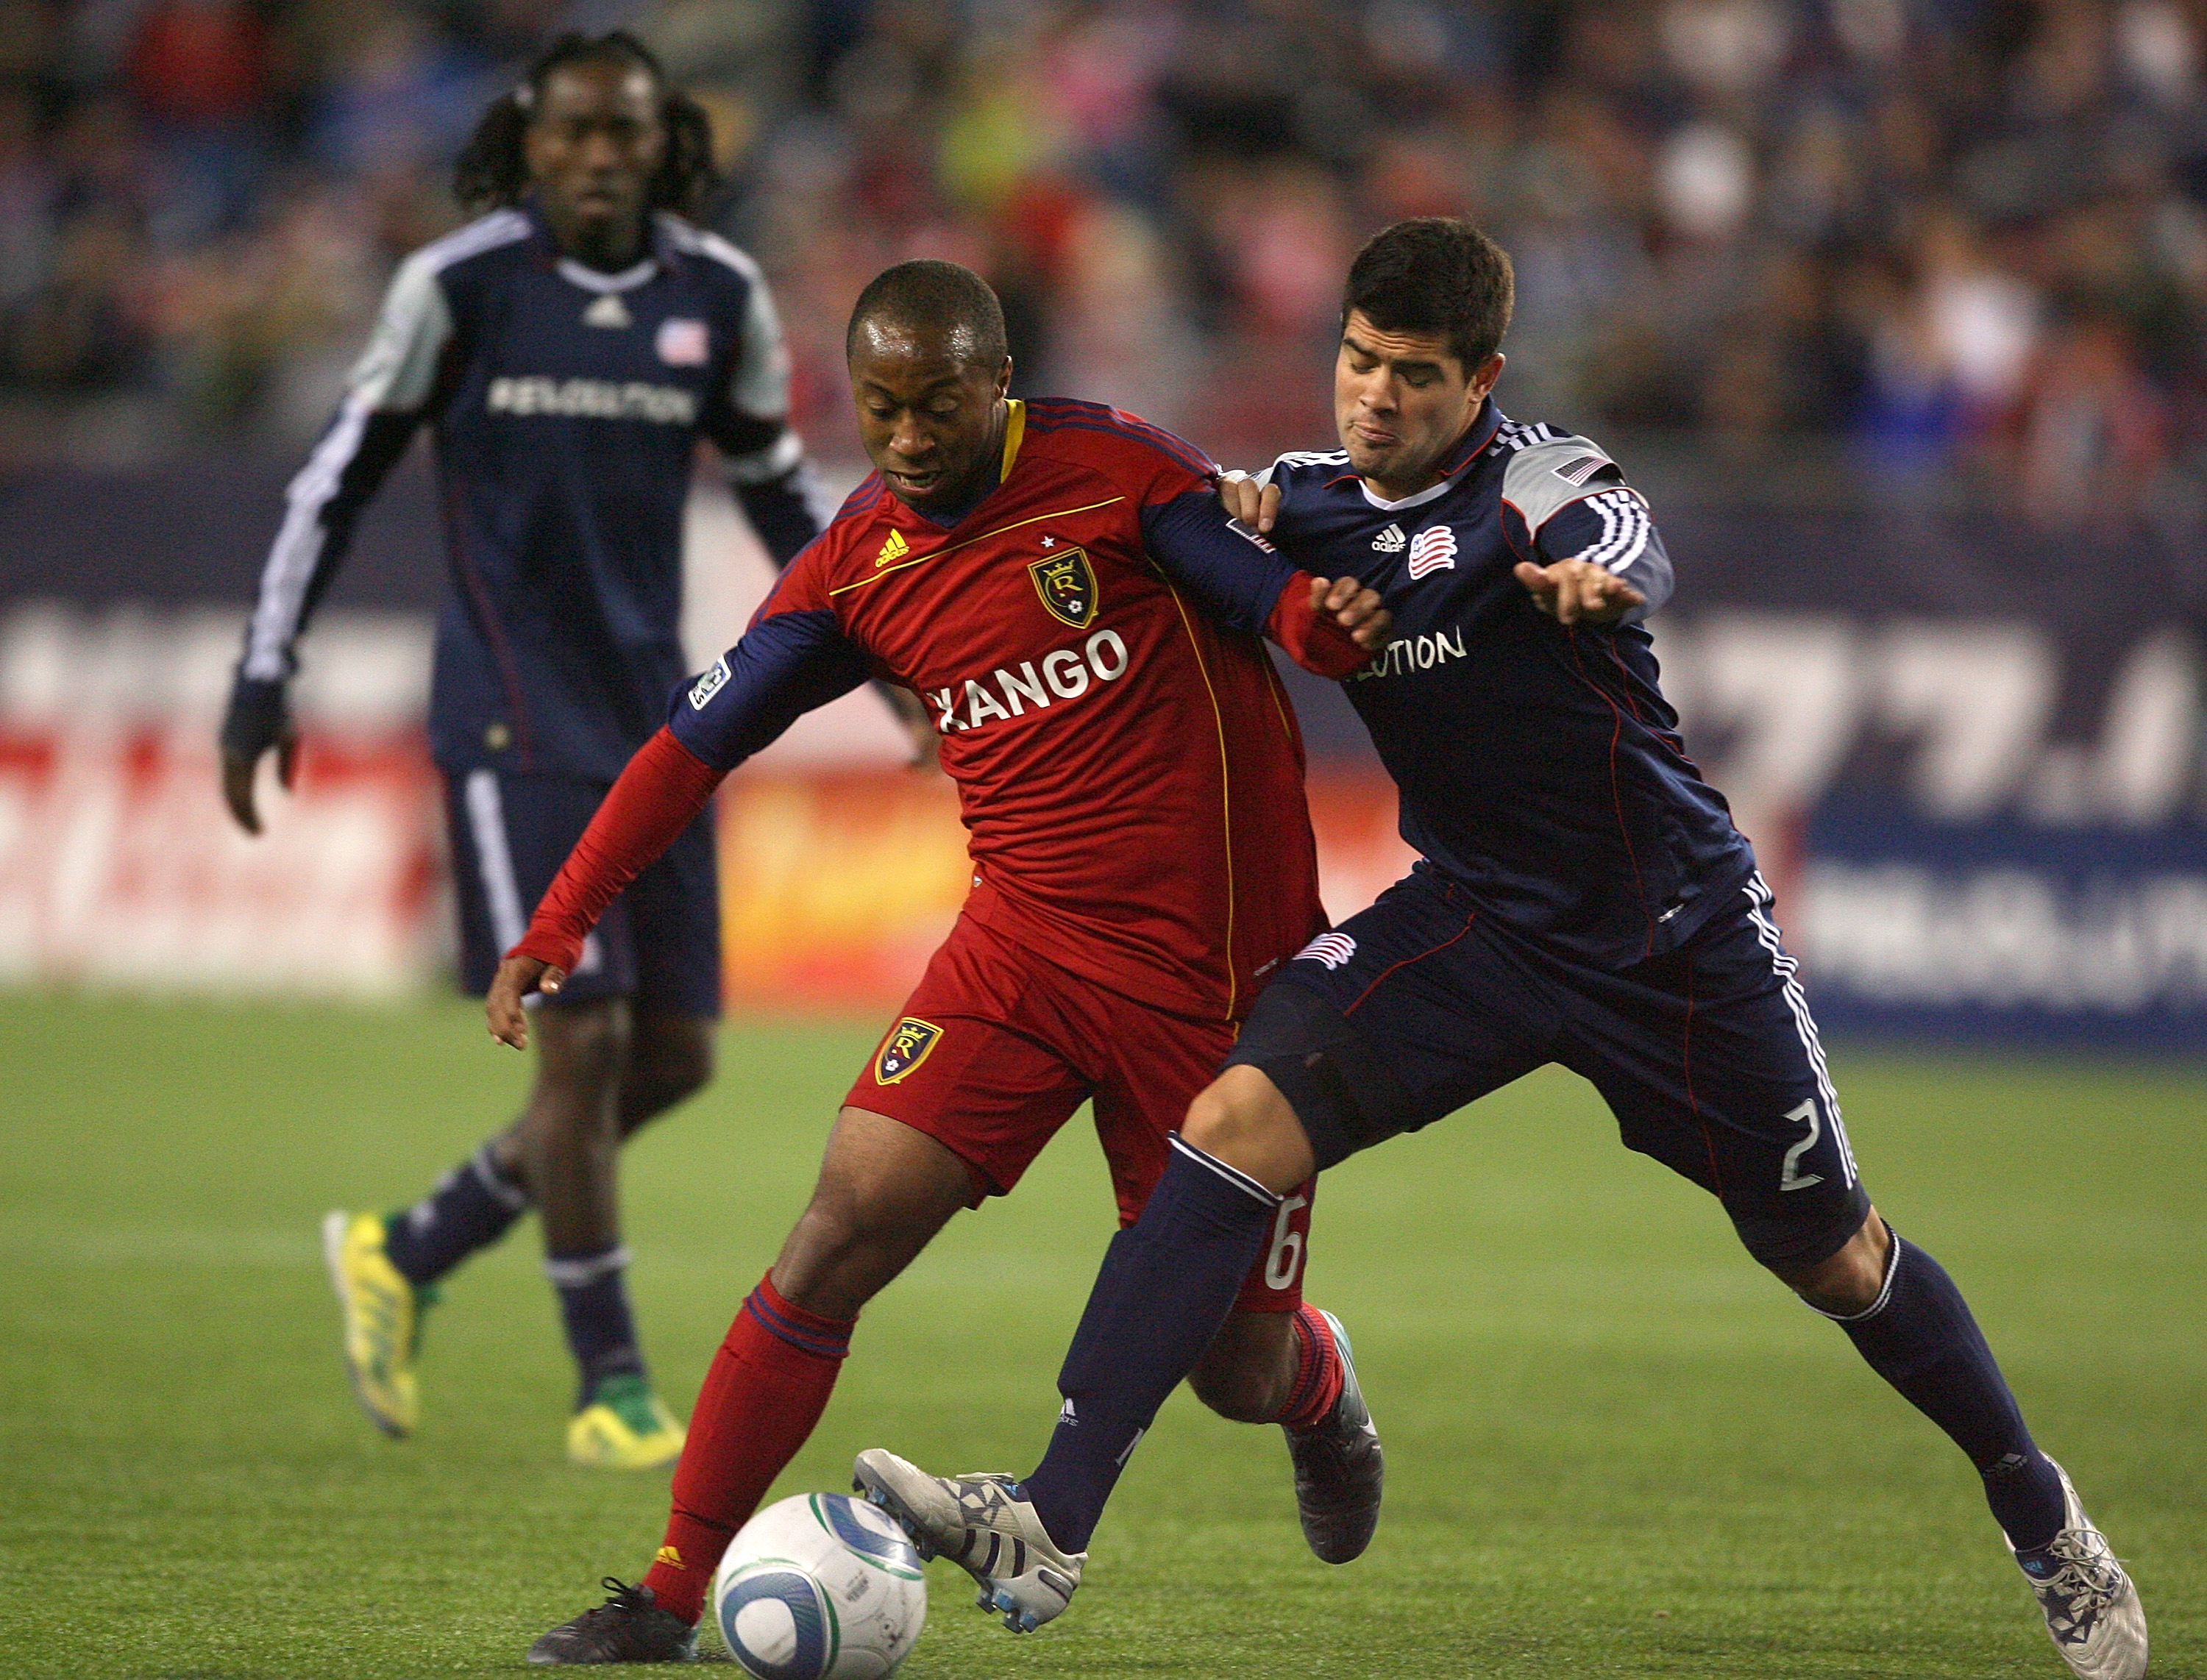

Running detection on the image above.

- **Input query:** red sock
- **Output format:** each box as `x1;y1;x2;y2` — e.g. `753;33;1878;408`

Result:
639;1273;853;1623
1273;1304;1345;1432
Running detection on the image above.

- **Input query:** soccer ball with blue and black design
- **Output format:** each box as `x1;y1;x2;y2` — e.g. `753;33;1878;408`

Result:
711;1494;928;1679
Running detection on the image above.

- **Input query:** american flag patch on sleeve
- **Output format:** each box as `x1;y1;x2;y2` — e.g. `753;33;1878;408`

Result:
1552;453;1611;486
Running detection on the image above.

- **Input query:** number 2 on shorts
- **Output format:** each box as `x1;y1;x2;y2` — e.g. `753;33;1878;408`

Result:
1779;1098;1825;1192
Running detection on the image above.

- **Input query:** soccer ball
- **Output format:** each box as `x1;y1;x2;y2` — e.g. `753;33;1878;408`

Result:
711;1492;928;1679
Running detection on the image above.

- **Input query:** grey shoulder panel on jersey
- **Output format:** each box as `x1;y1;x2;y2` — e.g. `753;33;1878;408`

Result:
346;210;529;412
1499;433;1624;535
346;250;455;412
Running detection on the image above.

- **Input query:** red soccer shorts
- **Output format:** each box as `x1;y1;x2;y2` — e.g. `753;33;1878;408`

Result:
844;914;1315;1312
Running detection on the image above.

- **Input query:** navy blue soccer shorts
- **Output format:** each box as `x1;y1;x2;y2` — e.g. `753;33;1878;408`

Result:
1224;864;1869;1270
444;768;722;1019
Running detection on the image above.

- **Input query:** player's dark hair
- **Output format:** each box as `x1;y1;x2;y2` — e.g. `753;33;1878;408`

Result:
1343;218;1515;374
452;32;719;219
845;260;1010;371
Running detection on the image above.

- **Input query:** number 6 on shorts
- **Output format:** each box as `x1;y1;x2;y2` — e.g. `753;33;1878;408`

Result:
1265;1192;1311;1291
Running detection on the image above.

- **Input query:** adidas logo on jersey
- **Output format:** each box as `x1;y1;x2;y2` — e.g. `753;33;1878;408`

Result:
1296;931;1357;970
876;530;910;566
582;293;630;330
1407;526;1458;579
1372;523;1406;553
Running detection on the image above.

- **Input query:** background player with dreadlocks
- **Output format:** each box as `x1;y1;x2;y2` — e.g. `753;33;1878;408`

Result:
218;32;922;1467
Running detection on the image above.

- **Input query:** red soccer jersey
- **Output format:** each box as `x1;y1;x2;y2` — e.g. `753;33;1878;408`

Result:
519;397;1372;1022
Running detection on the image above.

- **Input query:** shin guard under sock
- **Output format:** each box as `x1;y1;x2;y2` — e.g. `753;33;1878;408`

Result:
548;1245;646;1406
1819;1225;2066;1551
641;1275;853;1623
383;1142;529;1287
1022;1136;1279;1553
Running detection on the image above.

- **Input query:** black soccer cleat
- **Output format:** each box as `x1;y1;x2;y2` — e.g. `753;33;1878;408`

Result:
526;1578;698;1665
1284;1310;1384;1565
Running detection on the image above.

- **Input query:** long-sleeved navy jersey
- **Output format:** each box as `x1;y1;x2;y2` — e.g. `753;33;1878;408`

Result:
236;202;832;780
1255;402;1756;967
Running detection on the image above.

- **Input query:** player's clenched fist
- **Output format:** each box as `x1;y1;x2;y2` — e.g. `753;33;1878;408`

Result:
1310;575;1391;649
1513;557;1645;627
486;953;564;1050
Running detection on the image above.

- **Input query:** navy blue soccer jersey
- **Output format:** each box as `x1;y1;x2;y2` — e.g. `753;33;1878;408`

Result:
238;202;833;780
1254;402;1755;967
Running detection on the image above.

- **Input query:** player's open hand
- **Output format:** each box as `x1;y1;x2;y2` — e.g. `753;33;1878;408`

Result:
1312;575;1391;649
486;954;563;1050
1513;558;1646;627
1216;471;1282;534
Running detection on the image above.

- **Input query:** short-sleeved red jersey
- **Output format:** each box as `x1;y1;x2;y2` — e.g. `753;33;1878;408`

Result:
523;397;1372;1022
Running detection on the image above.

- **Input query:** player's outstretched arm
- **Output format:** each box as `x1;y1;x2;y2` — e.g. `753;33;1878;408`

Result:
487;582;874;1050
1501;436;1671;629
1142;488;1387;677
487;727;726;1050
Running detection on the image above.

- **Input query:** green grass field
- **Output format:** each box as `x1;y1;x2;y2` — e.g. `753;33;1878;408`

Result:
1;993;2200;1679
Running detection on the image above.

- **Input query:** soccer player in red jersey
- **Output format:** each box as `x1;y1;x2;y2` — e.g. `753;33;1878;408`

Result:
500;260;1393;1663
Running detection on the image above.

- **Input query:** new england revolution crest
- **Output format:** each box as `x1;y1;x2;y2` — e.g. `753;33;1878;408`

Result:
874;1017;943;1084
1028;547;1097;629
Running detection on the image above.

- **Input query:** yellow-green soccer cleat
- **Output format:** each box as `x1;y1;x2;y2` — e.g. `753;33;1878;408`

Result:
568;1373;686;1470
321;1209;421;1438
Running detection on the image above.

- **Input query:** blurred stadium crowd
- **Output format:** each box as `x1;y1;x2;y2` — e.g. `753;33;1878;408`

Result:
1;0;2203;535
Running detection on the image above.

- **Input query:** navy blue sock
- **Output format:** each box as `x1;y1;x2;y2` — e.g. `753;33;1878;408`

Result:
1021;1136;1280;1553
549;1243;647;1408
1822;1226;2066;1551
383;1142;530;1287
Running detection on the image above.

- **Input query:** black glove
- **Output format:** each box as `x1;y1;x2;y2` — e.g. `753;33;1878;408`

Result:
219;671;296;833
220;672;291;761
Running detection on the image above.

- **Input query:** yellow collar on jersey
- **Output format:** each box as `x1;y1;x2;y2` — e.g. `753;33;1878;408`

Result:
1000;398;1025;482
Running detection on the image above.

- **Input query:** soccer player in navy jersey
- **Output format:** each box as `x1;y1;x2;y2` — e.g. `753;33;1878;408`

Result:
859;221;2147;1679
220;33;921;1469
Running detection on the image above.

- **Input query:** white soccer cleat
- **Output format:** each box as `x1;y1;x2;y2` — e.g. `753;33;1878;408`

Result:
852;1449;1084;1634
2008;1459;2147;1680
